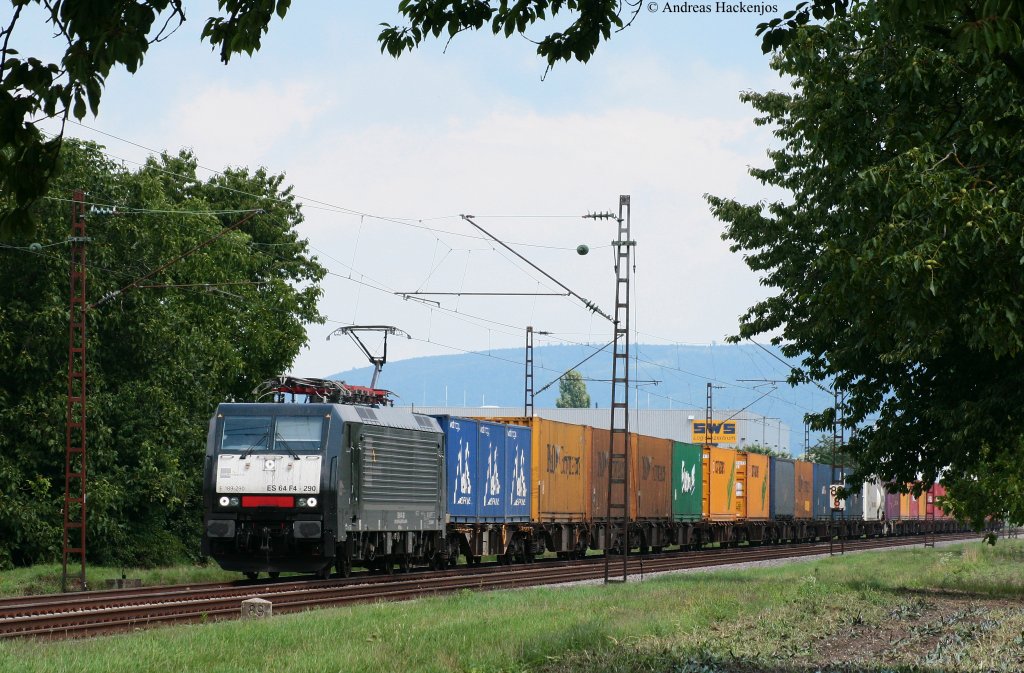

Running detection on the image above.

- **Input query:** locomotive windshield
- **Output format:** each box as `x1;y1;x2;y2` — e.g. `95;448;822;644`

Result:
220;415;324;453
222;416;271;451
274;416;323;452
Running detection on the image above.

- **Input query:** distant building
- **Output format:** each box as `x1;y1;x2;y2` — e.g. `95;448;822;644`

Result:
401;406;792;454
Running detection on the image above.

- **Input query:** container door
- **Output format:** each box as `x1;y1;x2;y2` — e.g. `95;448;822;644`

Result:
504;424;531;521
812;463;831;519
706;446;737;521
744;452;770;520
841;468;863;520
535;419;588;521
590;428;611;521
794;461;814;519
770;458;795;519
636;436;671;519
672;442;703;521
884;491;900;520
442;416;478;521
477;422;505;521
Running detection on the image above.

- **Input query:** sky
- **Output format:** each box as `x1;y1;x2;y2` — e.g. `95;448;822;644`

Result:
16;2;813;413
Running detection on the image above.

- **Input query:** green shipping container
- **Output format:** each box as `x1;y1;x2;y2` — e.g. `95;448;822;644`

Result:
672;441;703;520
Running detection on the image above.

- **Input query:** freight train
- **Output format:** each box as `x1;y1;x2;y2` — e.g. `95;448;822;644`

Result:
201;378;961;579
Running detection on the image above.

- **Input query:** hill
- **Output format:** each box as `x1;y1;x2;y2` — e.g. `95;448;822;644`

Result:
327;343;834;453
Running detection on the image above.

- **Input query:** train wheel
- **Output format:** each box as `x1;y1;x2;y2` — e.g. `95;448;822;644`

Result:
402;556;412;573
268;572;280;579
244;572;259;580
337;558;352;578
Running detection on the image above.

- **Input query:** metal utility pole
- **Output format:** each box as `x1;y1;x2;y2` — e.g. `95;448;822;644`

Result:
704;383;724;446
924;487;936;548
830;388;846;556
524;326;536;417
62;190;88;592
592;195;633;584
328;325;409;389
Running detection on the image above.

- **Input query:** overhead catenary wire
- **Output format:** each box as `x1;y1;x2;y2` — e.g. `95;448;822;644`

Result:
534;340;615;395
461;214;612;321
44;122;819;419
43;196;261;216
93;208;264;307
40;123;618;336
44;122;606;251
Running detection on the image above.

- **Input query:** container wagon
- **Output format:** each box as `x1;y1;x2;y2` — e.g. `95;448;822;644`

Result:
433;416;532;564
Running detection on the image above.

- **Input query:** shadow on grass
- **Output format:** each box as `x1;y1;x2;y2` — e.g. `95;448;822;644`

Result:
842;579;1024;603
534;649;995;673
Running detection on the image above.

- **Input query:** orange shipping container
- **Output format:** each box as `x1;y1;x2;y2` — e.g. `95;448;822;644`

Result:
794;460;814;519
703;446;738;521
740;452;770;520
633;434;672;520
899;492;912;519
590;430;672;521
494;417;590;522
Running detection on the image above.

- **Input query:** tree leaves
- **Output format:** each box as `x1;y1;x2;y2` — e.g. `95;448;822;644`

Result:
709;2;1024;525
0;140;325;567
0;0;298;237
378;0;629;68
555;369;591;408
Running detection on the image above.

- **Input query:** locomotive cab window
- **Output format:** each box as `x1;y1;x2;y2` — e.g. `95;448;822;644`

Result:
274;417;324;452
221;416;272;452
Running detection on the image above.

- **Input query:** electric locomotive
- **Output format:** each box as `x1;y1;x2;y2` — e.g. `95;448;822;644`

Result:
201;378;447;578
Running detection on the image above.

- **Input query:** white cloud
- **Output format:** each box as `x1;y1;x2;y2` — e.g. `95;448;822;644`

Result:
164;82;333;168
283;104;778;375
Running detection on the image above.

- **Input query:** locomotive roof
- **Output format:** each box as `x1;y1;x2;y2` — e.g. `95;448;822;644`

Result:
216;402;442;434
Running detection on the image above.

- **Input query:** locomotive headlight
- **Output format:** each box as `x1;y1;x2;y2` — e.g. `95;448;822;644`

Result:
219;496;230;507
306;497;317;508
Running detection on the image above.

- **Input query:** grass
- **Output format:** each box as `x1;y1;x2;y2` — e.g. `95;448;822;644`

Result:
0;563;238;598
1;540;1022;673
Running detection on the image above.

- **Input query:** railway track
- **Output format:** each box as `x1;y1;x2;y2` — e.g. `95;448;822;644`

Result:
0;533;980;640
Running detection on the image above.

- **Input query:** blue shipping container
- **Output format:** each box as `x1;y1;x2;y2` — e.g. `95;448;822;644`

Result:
436;416;480;522
504;423;531;521
842;467;864;520
769;458;796;519
477;422;505;520
812;463;832;520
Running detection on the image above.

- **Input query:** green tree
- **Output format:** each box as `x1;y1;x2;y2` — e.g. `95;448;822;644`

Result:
0;139;325;568
0;0;294;235
706;1;1024;528
801;437;857;469
554;369;590;408
744;443;790;460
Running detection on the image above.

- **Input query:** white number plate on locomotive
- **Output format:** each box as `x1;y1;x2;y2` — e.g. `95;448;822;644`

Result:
216;454;322;494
